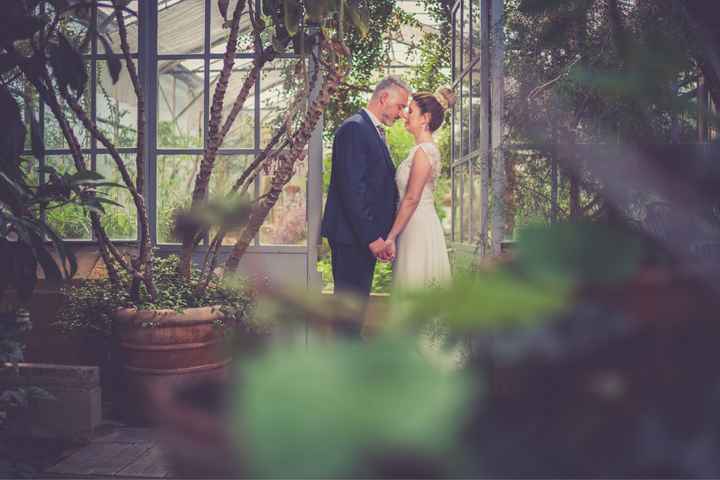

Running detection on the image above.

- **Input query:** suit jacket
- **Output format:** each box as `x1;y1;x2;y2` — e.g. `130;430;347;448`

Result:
321;110;399;247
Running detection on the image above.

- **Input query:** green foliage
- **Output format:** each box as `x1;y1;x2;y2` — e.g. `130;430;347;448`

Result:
234;335;470;478
407;29;450;94
386;119;415;166
514;221;645;285
261;0;371;55
394;221;649;336
371;260;393;293
417;0;452;38
502;0;720;229
324;0;409;135
231;221;655;476
55;255;255;337
391;269;570;334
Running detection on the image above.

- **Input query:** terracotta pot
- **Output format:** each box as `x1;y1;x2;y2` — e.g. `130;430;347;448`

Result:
113;306;232;424
155;377;242;477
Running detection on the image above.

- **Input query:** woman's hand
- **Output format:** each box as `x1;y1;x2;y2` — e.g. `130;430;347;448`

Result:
381;238;396;262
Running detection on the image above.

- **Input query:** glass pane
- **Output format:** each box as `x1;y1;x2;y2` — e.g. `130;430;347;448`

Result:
210;0;254;53
157;154;200;244
45;155;92;240
472;159;484;244
452;103;461;163
9;78;39;152
208;154;253;246
210;58;255;149
437;175;452;237
260;59;306;150
158;59;205;148
470;58;484;153
453;5;461;76
463;0;472;71
259;152;308;246
98;1;139;54
462;163;472;243
471;0;482;61
96;154;137;240
20;157;39;189
44;93;91;150
462;75;471;156
454;165;463;242
96;58;138;148
158;0;205;54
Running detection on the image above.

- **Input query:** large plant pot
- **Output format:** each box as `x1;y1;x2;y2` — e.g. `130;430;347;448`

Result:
156;378;242;477
113;306;232;424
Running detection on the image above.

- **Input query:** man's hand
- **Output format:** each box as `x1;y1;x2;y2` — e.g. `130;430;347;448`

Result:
369;237;387;259
383;238;396;261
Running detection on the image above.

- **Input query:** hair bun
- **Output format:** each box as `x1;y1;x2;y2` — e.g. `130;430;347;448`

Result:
434;86;456;111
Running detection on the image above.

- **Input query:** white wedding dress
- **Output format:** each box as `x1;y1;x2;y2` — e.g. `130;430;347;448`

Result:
393;142;452;288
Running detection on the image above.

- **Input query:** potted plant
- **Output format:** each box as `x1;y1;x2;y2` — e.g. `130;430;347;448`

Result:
0;52;115;471
55;254;256;422
4;0;366;420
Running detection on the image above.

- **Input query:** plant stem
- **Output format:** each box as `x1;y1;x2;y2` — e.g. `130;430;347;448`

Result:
224;41;349;273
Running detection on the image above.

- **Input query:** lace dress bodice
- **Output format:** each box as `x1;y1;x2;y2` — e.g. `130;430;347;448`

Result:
395;142;442;208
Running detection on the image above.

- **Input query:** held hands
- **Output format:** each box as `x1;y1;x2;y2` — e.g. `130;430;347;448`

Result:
369;237;396;262
382;237;396;262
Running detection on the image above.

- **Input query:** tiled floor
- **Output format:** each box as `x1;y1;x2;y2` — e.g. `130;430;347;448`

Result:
44;425;170;478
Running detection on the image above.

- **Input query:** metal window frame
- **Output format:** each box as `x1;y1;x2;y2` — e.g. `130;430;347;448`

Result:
451;0;495;249
31;0;322;262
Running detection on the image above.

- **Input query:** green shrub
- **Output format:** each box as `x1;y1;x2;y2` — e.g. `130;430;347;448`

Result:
55;254;255;337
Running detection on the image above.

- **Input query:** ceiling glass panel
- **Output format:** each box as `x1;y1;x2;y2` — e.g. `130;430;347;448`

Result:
99;1;139;54
158;0;205;55
210;2;254;54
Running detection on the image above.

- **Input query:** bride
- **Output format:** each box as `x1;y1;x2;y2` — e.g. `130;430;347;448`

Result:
383;87;456;288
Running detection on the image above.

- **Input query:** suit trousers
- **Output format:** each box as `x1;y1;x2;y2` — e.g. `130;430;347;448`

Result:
329;241;376;337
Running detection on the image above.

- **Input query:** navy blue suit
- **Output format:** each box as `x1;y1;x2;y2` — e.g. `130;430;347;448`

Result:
321;110;399;302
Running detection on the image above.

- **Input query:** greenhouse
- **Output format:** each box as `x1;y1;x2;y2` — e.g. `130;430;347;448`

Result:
2;0;720;477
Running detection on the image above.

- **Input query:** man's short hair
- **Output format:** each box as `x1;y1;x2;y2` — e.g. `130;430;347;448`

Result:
371;76;410;101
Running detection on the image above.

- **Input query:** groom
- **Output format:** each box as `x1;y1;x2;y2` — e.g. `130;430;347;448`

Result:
321;76;410;329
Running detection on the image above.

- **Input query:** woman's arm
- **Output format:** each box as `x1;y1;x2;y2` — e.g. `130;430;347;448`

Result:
386;147;433;245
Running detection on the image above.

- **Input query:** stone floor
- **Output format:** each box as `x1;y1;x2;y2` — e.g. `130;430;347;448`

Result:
44;424;169;478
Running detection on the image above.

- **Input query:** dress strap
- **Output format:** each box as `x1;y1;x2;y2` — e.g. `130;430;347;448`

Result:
417;142;440;159
415;142;441;180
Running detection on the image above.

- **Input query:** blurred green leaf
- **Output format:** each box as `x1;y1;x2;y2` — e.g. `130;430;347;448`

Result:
391;270;570;334
515;222;645;285
235;336;470;477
